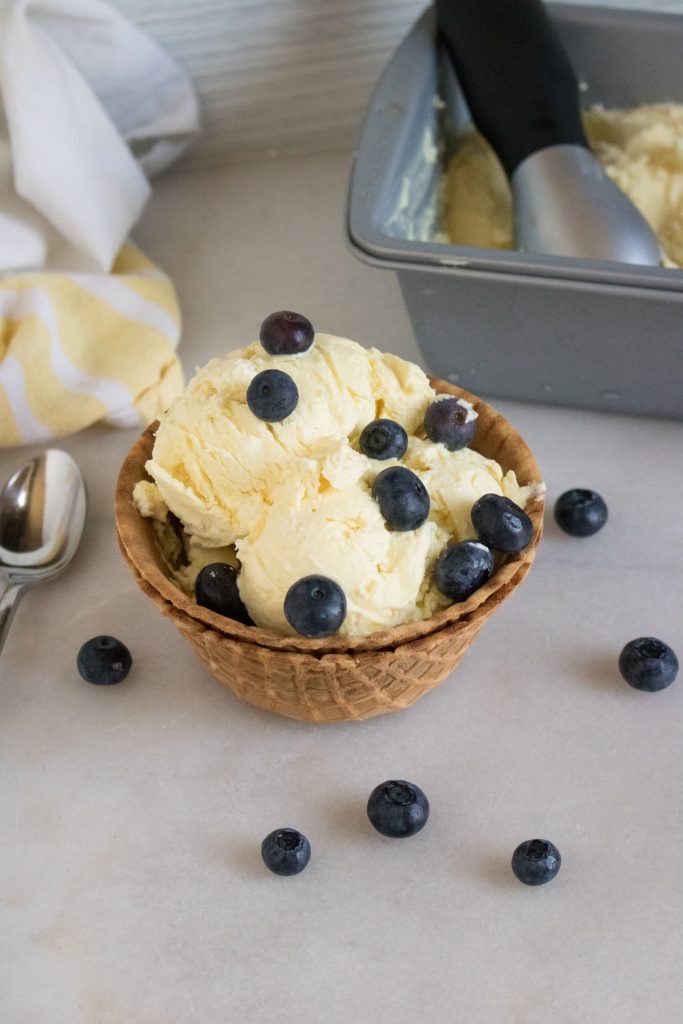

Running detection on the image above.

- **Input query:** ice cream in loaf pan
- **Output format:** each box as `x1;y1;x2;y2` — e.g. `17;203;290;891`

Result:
441;103;683;267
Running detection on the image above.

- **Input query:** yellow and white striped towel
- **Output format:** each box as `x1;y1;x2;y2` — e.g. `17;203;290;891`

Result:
0;244;184;446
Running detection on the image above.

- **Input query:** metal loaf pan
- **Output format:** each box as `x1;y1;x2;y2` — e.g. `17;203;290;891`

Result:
347;4;683;419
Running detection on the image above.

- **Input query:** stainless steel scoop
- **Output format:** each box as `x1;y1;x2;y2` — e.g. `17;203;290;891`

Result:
435;0;662;265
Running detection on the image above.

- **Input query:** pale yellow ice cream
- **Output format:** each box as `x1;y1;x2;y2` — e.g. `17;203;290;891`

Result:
143;334;434;549
441;103;683;268
403;437;535;540
134;333;540;637
134;479;239;594
236;461;449;636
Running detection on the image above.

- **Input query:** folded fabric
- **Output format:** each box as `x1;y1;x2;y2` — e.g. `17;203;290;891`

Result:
0;244;184;445
0;0;199;274
0;0;198;446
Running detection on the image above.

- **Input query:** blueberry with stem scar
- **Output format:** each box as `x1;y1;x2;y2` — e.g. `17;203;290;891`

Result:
247;369;298;422
372;466;430;531
259;311;314;355
261;828;311;875
511;839;561;886
554;489;608;537
367;780;430;838
284;575;347;638
424;397;477;451
360;419;408;461
77;636;132;685
618;637;678;692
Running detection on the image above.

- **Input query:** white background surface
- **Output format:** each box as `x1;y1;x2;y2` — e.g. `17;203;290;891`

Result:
1;149;681;1023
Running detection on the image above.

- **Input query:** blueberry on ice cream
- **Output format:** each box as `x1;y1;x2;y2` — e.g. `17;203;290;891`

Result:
133;318;541;638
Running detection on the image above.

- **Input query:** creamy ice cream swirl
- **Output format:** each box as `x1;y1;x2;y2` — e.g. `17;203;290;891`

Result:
134;333;539;637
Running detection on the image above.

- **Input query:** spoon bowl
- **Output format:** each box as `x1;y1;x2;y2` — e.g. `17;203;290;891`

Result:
0;450;86;654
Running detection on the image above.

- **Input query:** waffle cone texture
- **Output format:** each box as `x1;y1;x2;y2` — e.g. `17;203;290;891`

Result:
115;379;544;723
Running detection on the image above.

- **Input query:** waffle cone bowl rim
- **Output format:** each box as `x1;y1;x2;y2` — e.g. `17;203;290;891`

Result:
115;377;544;657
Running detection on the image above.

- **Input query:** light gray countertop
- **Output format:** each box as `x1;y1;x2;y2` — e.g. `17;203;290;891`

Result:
1;151;682;1024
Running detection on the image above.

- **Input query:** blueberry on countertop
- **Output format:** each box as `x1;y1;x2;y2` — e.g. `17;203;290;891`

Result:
195;563;252;624
360;419;408;461
471;493;533;553
284;575;347;638
372;466;430;531
554;489;608;536
367;780;430;838
247;369;298;422
77;636;132;685
424;397;477;451
261;828;311;876
618;637;678;692
259;311;314;356
434;540;494;602
511;839;562;886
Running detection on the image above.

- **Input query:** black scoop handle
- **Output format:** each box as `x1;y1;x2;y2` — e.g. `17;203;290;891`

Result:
435;0;588;178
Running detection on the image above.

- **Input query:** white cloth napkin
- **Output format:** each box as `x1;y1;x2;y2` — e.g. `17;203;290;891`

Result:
0;0;199;446
0;0;200;274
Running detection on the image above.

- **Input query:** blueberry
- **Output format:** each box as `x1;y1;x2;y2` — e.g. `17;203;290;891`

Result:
372;466;430;531
259;311;314;356
618;637;678;692
471;493;533;553
360;419;408;461
367;780;430;838
77;636;131;685
261;828;311;876
195;563;252;624
434;540;494;601
424;397;477;451
247;369;298;422
511;838;561;885
554;489;608;537
284;575;347;638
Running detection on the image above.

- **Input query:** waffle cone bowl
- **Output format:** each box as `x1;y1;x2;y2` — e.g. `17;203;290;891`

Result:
115;378;543;723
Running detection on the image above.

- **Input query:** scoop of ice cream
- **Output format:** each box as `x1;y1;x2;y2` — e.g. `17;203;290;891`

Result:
403;438;539;541
584;103;683;268
232;436;539;637
133;480;168;522
145;334;435;548
236;460;448;636
166;536;239;596
136;331;542;637
442;103;683;268
134;479;240;595
441;131;514;250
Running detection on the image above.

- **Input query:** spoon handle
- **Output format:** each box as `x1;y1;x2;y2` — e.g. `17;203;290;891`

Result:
0;584;25;657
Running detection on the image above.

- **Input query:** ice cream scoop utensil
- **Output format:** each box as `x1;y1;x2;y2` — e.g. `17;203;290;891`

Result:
0;450;86;657
435;0;661;264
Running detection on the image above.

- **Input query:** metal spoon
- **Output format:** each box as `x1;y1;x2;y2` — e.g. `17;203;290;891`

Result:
0;450;87;656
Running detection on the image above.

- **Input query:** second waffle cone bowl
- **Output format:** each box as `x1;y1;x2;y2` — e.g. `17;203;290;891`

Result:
116;379;543;723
